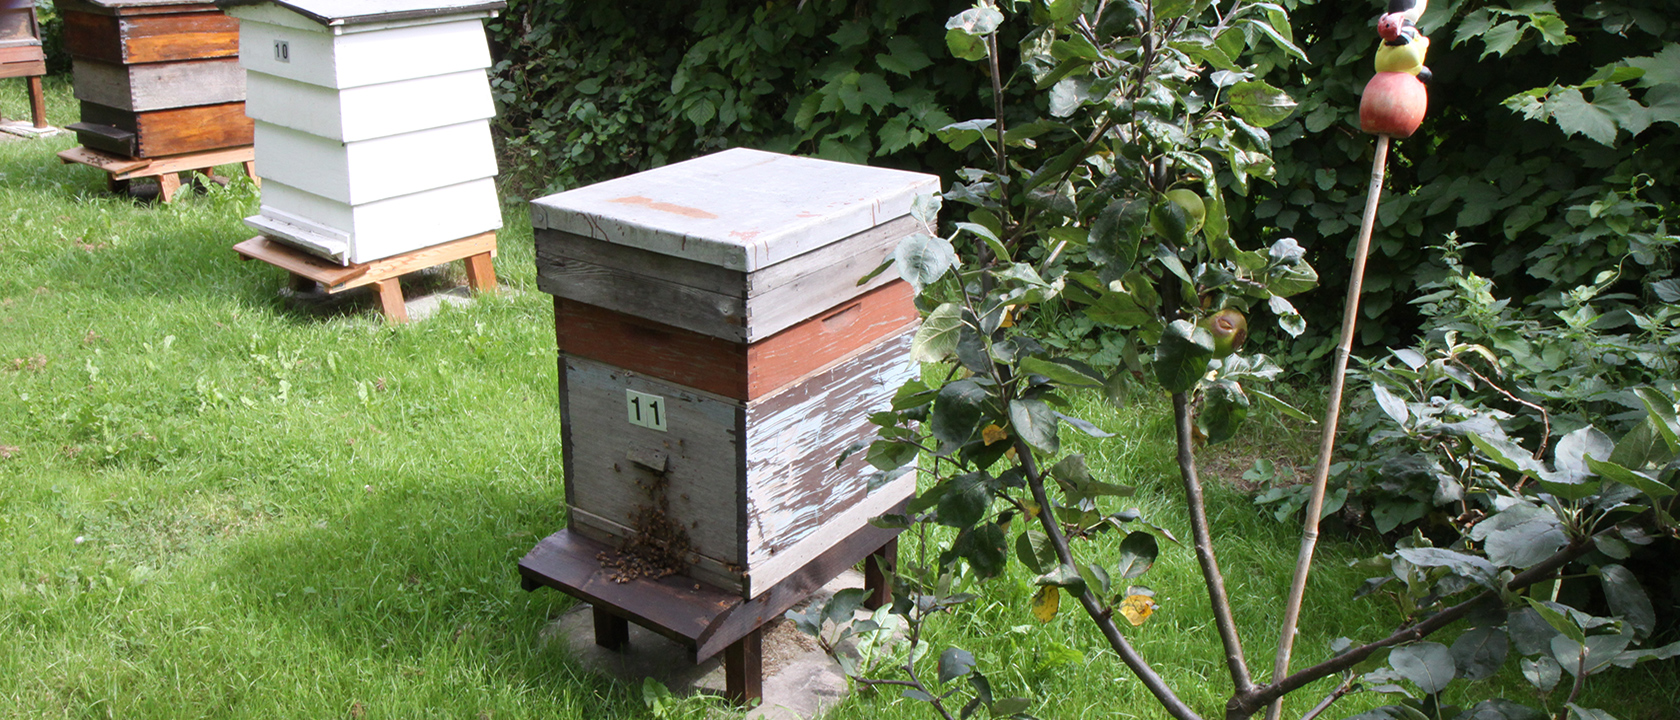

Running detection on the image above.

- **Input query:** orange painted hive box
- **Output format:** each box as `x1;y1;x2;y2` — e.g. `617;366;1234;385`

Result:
60;0;251;157
531;148;940;598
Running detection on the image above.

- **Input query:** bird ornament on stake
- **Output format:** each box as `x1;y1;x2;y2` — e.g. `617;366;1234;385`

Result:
1265;4;1433;720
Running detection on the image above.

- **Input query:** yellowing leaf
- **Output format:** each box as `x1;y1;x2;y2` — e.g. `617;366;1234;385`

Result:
1119;594;1157;626
982;423;1009;445
1032;585;1061;622
1000;306;1017;328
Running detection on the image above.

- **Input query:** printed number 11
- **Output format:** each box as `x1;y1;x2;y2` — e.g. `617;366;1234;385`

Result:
626;390;667;432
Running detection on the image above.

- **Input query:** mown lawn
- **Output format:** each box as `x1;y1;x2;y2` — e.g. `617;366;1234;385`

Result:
2;76;1673;720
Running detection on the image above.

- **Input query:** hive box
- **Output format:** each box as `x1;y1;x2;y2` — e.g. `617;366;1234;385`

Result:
0;0;45;77
60;0;253;157
531;148;940;598
220;0;504;265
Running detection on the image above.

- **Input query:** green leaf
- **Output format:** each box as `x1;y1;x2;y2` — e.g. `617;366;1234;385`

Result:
1451;627;1510;682
1635;387;1680;452
1089;198;1147;273
1390;642;1457;695
1547;88;1619;146
856;73;895;113
1629;44;1680;87
1523;598;1588;645
953;522;1008;578
911;303;965;363
1586;457;1674;499
938;472;993;528
936;119;996;150
1227;80;1297;128
1250;388;1315;422
1241;17;1307;61
1598;564;1655;639
1153;320;1216;393
878;114;925;155
1522;656;1563;692
867;439;918;471
1009;399;1060;454
1034;563;1086;590
1016;529;1055;574
876;36;933;77
1480;20;1525;58
1372;383;1410;426
1018;356;1103;388
1113;531;1158;578
1467;432;1547;476
1469;503;1566;569
932;379;989;447
938;647;976;684
895;233;958;293
1198;379;1249;445
1394;547;1500;591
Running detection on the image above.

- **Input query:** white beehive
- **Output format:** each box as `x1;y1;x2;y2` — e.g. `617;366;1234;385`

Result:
220;0;504;265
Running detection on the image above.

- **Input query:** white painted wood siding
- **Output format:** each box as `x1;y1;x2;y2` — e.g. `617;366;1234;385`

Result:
250;176;501;263
252;119;497;205
243;68;493;142
234;16;491;89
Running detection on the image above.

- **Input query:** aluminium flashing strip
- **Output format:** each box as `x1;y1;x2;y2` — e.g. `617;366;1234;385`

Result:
216;0;503;27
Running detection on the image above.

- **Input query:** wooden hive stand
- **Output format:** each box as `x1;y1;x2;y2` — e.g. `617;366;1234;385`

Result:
233;231;498;324
58;145;257;203
517;504;901;704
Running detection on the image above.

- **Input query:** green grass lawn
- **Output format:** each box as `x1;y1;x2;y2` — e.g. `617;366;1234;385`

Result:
2;76;1673;720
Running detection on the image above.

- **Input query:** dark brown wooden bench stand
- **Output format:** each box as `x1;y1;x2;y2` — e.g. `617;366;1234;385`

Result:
233;232;498;324
518;507;901;704
58;145;257;203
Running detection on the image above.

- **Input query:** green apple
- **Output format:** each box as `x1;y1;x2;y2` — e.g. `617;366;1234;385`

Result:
1202;308;1248;358
1165;188;1205;234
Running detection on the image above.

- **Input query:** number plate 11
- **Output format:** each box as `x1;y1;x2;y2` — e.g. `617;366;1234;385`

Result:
625;389;667;432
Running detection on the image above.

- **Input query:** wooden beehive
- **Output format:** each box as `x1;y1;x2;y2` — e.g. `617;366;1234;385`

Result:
0;0;45;77
220;0;504;265
59;0;252;157
532;148;940;598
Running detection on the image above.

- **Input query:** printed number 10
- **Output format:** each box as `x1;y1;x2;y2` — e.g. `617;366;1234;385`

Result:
626;390;667;432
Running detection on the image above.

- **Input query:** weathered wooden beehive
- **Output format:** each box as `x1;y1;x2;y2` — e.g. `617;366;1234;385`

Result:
60;0;252;157
528;148;939;599
219;0;504;266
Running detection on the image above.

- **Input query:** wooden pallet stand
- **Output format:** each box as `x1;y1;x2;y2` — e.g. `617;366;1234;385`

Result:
58;145;257;203
233;231;497;324
518;506;899;704
1;0;48;130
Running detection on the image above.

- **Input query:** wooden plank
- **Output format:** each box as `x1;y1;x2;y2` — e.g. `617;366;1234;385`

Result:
535;242;748;343
67;120;138;156
233;235;369;287
744;214;918;342
26;74;44;127
592;606;629;650
724;628;762;704
743;332;917;577
561;355;745;588
333;231;495;291
746;280;918;399
79;101;253;157
55;1;221;18
374;278;408;323
537;229;742;298
109;145;253;180
865;538;897;610
555;298;749;401
118;11;239;63
0;58;46;78
463;252;496;292
72;57;244;111
0;45;45;65
692;499;904;661
62;11;123;63
57;145;152;174
517;528;740;649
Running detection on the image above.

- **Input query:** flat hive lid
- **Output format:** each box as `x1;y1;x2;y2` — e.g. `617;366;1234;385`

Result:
67;0;214;7
532;148;940;272
217;0;504;26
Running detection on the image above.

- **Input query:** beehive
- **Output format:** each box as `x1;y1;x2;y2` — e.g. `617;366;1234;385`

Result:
531;148;940;598
0;0;45;77
59;0;252;157
220;0;504;265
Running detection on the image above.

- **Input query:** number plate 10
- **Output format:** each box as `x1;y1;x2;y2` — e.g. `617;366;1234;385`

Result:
625;389;667;432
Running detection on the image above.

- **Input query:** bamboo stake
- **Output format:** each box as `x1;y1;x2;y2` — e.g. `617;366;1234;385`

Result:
1265;133;1391;720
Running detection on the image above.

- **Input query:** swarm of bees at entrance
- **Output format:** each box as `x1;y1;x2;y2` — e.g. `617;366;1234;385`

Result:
598;473;694;583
